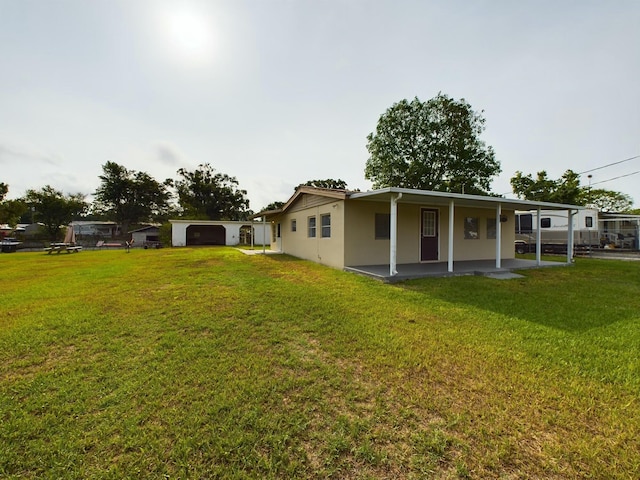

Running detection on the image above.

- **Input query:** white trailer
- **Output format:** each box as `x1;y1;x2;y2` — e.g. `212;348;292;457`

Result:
514;208;599;254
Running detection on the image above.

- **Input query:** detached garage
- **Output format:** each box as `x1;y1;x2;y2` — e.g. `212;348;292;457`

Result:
186;224;226;246
170;220;270;247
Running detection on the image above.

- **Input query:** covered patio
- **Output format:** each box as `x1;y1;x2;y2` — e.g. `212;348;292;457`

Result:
344;258;567;283
347;188;584;280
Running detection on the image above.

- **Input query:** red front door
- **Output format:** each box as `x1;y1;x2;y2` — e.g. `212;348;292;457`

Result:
420;208;438;261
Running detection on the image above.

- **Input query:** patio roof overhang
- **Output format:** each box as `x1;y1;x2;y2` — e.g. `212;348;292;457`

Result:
348;187;585;211
348;187;583;278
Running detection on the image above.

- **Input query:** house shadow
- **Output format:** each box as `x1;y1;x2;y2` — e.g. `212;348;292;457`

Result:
397;270;633;333
257;254;636;334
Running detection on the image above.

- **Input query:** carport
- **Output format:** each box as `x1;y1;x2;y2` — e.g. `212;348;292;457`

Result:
186;224;226;246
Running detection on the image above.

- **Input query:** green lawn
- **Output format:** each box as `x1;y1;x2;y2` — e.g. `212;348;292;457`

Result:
1;248;639;479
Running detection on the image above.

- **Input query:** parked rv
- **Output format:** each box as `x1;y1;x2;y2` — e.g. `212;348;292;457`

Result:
515;208;599;254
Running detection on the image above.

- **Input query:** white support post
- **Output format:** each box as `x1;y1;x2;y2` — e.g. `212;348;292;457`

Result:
496;203;502;269
262;216;266;254
389;193;402;277
536;207;542;265
567;210;574;263
448;200;454;273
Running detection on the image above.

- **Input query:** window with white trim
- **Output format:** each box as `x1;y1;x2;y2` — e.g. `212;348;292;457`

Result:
321;214;331;238
308;216;316;237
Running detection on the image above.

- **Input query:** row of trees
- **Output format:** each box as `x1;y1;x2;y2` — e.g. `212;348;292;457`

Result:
0;163;253;240
2;93;636;240
510;169;634;212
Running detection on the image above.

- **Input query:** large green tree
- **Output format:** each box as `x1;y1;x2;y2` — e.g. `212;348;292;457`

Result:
175;164;250;220
365;94;501;195
93;162;173;233
24;185;87;240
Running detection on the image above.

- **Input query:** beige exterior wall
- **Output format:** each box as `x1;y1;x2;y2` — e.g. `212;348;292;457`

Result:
270;196;346;269
450;206;516;261
344;201;516;266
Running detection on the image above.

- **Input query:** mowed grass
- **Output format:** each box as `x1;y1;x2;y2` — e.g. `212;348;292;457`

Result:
1;248;639;479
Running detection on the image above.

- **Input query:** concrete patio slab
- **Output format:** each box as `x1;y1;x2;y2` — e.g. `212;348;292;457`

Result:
344;258;567;282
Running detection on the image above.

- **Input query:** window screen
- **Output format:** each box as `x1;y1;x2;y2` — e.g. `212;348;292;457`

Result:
375;213;390;239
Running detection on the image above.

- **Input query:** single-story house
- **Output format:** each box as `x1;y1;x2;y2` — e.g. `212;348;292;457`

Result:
256;186;588;281
169;220;270;247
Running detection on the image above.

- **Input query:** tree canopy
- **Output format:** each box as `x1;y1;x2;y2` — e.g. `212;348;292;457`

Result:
175;164;251;220
585;189;633;213
93;162;172;232
365;94;500;195
510;169;635;212
0;183;27;228
24;185;87;240
262;201;285;212
510;170;582;205
301;179;348;190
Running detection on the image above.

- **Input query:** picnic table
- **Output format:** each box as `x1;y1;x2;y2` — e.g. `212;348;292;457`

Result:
44;243;83;254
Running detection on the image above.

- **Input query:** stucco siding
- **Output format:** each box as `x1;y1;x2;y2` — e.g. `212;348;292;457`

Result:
170;220;270;247
344;201;516;266
450;207;516;261
271;200;345;269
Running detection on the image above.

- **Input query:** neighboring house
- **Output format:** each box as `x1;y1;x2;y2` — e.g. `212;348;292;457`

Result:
16;224;39;236
599;212;640;249
257;186;588;280
0;224;14;237
169;220;270;247
129;225;161;247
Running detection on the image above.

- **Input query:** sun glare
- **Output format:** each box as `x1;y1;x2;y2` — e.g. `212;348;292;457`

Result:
162;7;216;63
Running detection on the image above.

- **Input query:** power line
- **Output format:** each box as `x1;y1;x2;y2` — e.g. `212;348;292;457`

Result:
578;155;640;175
590;170;640;186
499;154;640;196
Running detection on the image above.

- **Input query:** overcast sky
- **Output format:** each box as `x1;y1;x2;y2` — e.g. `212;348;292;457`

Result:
1;0;638;211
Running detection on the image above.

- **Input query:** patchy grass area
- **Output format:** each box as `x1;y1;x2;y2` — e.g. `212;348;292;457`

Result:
1;248;639;478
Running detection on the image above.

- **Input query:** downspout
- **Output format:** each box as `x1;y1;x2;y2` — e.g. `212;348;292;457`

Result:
390;192;402;277
496;203;502;269
536;206;542;266
448;200;454;273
